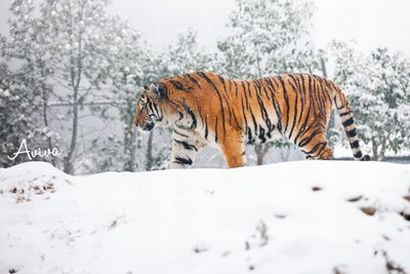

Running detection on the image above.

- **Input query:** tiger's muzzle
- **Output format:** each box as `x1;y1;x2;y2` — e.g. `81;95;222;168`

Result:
141;121;155;131
133;115;155;131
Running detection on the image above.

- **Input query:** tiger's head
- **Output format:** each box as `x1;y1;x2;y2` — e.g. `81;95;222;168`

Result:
133;83;179;131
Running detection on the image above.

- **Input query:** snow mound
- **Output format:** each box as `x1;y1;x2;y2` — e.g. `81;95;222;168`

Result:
1;161;410;274
0;162;72;203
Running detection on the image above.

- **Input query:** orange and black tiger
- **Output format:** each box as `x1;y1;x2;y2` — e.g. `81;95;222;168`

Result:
133;72;369;168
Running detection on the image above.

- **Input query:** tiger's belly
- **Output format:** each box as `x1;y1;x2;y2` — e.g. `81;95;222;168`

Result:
243;123;282;145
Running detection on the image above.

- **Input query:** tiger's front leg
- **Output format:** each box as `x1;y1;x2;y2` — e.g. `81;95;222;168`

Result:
219;129;247;168
170;128;207;169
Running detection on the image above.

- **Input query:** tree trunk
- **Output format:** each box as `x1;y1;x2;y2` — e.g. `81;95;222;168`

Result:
145;131;154;171
64;27;83;174
379;138;387;161
256;149;264;165
123;118;137;171
255;144;270;165
320;57;328;78
39;61;56;167
42;89;56;167
326;109;337;149
321;57;336;150
371;137;379;161
64;86;78;174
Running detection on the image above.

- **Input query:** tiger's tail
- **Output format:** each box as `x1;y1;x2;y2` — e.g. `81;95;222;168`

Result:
330;82;370;161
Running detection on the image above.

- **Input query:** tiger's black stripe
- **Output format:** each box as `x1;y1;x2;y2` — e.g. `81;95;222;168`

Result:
346;128;357;138
339;111;351;117
267;82;283;133
342;117;354;127
186;74;200;87
173;156;193;165
240;92;249;135
353;151;363;158
170;80;191;92
242;81;250;111
182;102;197;130
214;116;219;143
196;72;227;135
234;80;239;97
255;85;272;132
204;116;209;140
295;75;313;143
217;75;233;125
277;76;290;134
305;141;326;155
298;128;323;148
249;108;258;135
296;74;306;126
246;81;253;98
174;128;189;138
174;139;198;151
350;140;360;149
287;75;300;139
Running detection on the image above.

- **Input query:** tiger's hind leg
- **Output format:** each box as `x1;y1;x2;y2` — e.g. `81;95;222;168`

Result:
299;132;333;160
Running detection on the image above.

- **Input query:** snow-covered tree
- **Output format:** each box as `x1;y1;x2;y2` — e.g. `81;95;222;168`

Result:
1;0;153;173
37;0;128;173
1;0;62;166
104;22;147;172
0;63;54;167
217;0;323;164
332;41;410;160
217;0;321;78
77;135;124;173
165;29;217;75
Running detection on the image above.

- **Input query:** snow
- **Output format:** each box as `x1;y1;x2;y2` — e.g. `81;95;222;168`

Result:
1;161;410;274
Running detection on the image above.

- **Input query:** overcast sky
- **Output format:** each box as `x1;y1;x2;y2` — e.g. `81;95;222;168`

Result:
1;0;410;55
109;0;410;55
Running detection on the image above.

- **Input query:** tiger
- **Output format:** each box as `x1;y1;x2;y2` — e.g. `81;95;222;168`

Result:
133;72;370;168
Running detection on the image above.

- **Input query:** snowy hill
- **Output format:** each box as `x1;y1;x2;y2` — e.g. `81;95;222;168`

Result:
1;161;410;274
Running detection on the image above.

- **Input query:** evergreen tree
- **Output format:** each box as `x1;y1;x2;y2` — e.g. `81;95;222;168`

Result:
0;63;54;167
1;0;62;166
332;41;410;160
1;0;150;173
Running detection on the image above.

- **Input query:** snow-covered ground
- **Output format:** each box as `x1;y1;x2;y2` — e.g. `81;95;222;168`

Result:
1;161;410;274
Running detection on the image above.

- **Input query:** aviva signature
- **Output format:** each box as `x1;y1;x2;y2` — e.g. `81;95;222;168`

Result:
7;139;63;160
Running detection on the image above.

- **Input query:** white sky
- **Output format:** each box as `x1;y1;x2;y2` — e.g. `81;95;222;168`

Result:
107;0;410;56
1;0;409;55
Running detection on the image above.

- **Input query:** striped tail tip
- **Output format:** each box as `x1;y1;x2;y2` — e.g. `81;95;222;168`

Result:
353;150;370;161
360;155;370;161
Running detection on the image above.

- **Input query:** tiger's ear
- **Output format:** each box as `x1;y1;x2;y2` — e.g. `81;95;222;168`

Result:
150;83;166;99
